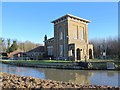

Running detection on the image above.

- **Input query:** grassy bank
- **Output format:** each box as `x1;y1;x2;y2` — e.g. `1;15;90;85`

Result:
1;60;73;65
1;60;82;70
1;59;120;70
88;59;119;62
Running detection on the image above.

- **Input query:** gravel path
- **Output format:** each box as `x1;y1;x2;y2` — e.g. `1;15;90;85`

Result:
0;72;119;90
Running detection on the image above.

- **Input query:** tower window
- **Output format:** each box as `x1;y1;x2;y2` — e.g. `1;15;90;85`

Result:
73;26;78;39
59;31;63;40
74;29;77;39
80;30;84;40
59;45;63;56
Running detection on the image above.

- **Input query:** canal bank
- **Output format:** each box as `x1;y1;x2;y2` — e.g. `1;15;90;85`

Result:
1;60;120;70
1;72;119;89
1;60;83;70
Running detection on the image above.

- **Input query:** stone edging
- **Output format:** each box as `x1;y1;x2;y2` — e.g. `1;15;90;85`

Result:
1;61;119;70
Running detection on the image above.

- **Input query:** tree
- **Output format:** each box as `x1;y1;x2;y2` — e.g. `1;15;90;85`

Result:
89;37;118;59
17;40;41;52
0;38;7;52
6;39;11;53
7;39;10;48
9;40;18;52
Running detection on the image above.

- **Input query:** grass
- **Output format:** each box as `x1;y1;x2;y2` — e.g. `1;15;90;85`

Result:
88;59;120;62
2;59;119;65
2;59;120;69
2;60;74;66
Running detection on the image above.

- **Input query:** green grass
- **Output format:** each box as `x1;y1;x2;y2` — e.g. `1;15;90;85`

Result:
2;59;120;69
88;59;120;63
2;59;119;65
2;60;73;66
3;60;72;62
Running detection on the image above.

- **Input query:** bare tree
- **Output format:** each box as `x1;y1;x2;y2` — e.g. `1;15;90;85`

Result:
89;37;118;59
17;40;42;52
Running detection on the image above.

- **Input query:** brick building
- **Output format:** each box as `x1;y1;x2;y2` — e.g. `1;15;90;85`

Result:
44;14;94;61
26;46;45;60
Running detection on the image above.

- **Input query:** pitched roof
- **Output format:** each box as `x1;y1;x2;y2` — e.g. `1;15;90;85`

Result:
8;49;24;58
26;46;45;53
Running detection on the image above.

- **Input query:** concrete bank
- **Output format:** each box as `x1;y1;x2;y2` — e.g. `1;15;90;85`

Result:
1;61;119;70
1;72;119;89
1;61;83;70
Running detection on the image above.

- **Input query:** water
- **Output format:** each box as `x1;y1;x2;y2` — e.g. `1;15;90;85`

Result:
1;63;120;87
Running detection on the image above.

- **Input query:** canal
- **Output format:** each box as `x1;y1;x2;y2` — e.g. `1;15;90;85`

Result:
1;63;119;87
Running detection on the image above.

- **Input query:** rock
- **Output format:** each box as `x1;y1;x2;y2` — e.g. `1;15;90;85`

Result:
1;72;120;89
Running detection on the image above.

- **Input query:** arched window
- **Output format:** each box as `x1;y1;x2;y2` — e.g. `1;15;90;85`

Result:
76;48;81;60
89;49;92;59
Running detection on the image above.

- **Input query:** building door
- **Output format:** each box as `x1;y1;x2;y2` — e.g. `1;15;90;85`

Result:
76;48;81;60
89;49;92;59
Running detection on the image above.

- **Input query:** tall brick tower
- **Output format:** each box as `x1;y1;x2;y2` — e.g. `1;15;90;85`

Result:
51;14;94;61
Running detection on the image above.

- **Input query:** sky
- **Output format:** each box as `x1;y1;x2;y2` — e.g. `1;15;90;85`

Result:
2;2;118;44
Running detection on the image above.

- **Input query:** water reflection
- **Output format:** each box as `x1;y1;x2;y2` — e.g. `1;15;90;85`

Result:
107;71;115;77
43;69;93;85
90;71;119;86
1;63;119;86
2;64;45;79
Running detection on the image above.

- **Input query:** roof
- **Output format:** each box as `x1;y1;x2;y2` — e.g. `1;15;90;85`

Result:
7;49;24;58
47;37;54;41
26;46;45;53
51;14;90;23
